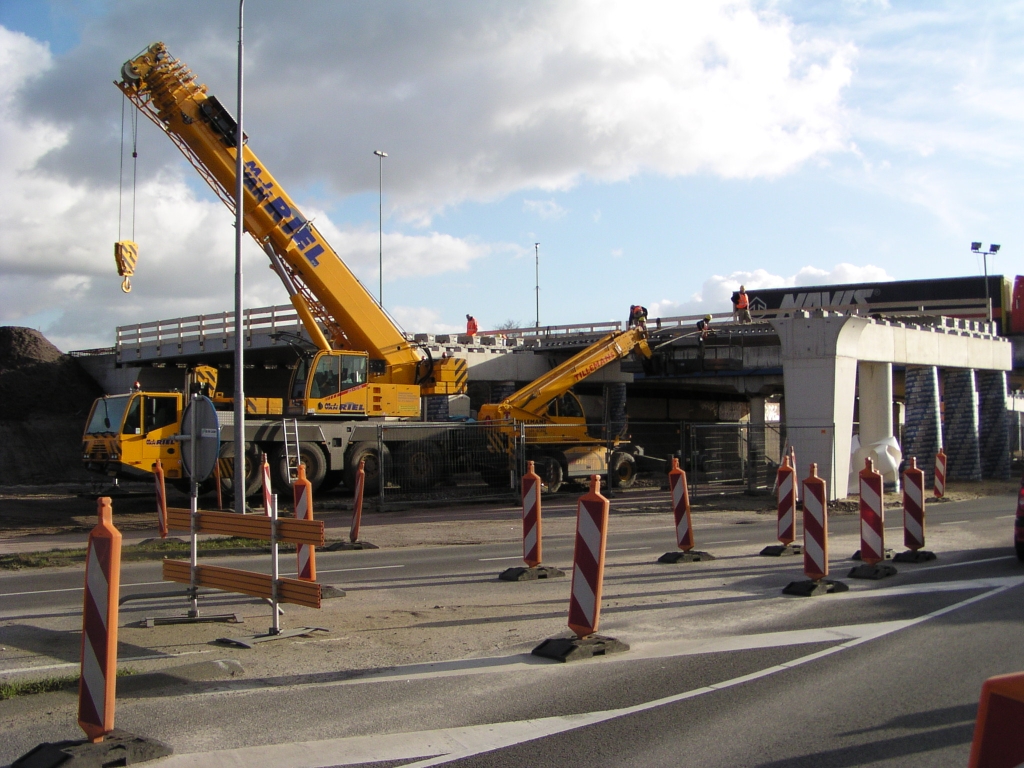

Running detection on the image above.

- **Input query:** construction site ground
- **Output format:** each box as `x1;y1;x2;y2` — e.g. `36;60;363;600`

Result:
0;478;1019;764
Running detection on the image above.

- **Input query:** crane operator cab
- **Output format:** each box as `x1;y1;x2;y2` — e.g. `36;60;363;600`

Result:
287;349;420;418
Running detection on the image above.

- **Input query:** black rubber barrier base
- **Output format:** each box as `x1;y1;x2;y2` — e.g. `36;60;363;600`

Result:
532;634;630;663
893;549;937;563
852;548;894;561
13;730;172;767
658;550;715;563
760;544;803;557
782;578;850;597
325;540;379;551
499;565;566;581
848;563;899;580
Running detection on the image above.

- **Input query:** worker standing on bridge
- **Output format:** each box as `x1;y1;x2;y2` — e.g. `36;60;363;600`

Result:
696;314;712;369
466;314;479;335
628;305;648;330
737;286;751;323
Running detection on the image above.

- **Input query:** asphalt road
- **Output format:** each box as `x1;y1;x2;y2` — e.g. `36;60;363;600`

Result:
1;493;1021;767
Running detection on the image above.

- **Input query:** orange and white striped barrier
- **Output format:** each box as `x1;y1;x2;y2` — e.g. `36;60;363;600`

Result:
523;461;542;567
78;497;122;742
934;448;947;498
761;456;801;556
850;458;898;579
350;459;366;544
531;476;628;662
568;476;610;638
154;459;168;539
968;671;1024;768
782;464;847;596
894;457;936;563
262;453;273;516
659;458;714;563
294;464;316;582
499;461;565;581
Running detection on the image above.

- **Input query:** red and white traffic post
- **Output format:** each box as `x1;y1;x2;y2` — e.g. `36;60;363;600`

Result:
934;448;947;498
500;461;565;580
294;464;316;582
782;463;847;596
761;455;801;556
350;459;366;544
532;475;628;661
78;497;122;742
659;457;714;563
153;459;168;539
849;457;897;579
262;453;273;516
894;457;936;562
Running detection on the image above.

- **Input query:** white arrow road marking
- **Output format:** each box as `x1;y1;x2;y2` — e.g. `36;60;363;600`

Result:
157;575;1024;768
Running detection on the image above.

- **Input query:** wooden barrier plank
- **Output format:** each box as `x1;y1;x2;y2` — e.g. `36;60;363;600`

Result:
162;560;321;609
164;509;324;546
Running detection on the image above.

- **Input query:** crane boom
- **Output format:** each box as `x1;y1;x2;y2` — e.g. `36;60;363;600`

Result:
117;42;423;383
478;326;651;423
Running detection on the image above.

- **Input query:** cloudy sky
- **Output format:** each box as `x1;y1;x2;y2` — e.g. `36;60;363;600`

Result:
0;1;1021;351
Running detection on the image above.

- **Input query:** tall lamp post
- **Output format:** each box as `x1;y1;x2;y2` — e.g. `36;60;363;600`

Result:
970;241;1001;324
374;150;387;306
233;0;246;514
534;242;540;328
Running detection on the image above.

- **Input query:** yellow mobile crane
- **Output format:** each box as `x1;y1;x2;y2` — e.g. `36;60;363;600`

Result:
83;42;466;494
476;324;652;492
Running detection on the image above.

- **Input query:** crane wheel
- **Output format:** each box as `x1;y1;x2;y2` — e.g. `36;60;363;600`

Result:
217;442;262;499
397;442;442;491
345;442;388;495
609;451;637;488
539;456;564;493
271;442;327;492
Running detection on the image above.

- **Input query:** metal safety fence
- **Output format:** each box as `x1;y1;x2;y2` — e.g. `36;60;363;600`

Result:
365;418;842;507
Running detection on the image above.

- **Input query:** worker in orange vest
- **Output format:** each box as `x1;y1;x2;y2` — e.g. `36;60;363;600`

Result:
736;286;751;323
466;314;479;335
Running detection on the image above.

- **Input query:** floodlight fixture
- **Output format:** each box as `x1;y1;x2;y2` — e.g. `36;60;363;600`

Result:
971;242;982;251
990;244;1001;253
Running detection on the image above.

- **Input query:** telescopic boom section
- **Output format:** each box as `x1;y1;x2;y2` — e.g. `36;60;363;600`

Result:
117;42;422;383
479;327;651;422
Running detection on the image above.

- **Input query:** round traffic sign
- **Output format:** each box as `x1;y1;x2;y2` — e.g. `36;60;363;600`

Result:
179;395;220;482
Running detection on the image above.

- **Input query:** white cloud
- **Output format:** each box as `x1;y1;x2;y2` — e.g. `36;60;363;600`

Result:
523;199;567;220
648;263;893;318
388;306;461;335
11;1;854;222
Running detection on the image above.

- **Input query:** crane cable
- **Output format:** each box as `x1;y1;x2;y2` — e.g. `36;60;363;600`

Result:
115;93;140;292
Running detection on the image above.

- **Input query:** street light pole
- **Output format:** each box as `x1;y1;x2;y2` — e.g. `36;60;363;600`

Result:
233;0;246;514
534;242;540;329
970;241;1001;324
374;150;387;307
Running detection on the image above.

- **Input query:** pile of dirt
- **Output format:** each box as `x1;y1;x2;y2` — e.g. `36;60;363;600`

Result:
0;327;102;484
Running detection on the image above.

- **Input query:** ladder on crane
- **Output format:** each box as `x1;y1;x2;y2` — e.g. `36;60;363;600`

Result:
281;418;301;484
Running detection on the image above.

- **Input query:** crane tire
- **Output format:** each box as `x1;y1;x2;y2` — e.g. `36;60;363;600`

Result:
609;451;637;488
345;442;388;495
218;442;263;499
539;455;564;493
271;442;327;493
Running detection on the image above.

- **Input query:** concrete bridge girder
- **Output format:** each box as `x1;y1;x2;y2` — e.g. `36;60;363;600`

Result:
772;312;1012;499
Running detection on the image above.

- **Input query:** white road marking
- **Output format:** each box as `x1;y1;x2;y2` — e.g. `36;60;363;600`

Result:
606;547;651;553
705;539;747;545
478;556;526;562
0;579;167;598
0;650;211;678
938;521;970;525
158;576;1024;768
317;565;405;574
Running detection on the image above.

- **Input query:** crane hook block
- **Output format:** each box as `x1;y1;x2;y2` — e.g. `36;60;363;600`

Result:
114;240;138;293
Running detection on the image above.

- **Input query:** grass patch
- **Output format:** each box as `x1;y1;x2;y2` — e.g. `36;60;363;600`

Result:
0;667;137;700
0;537;288;570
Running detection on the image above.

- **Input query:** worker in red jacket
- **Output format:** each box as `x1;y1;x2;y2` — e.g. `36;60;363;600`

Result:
466;314;479;335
